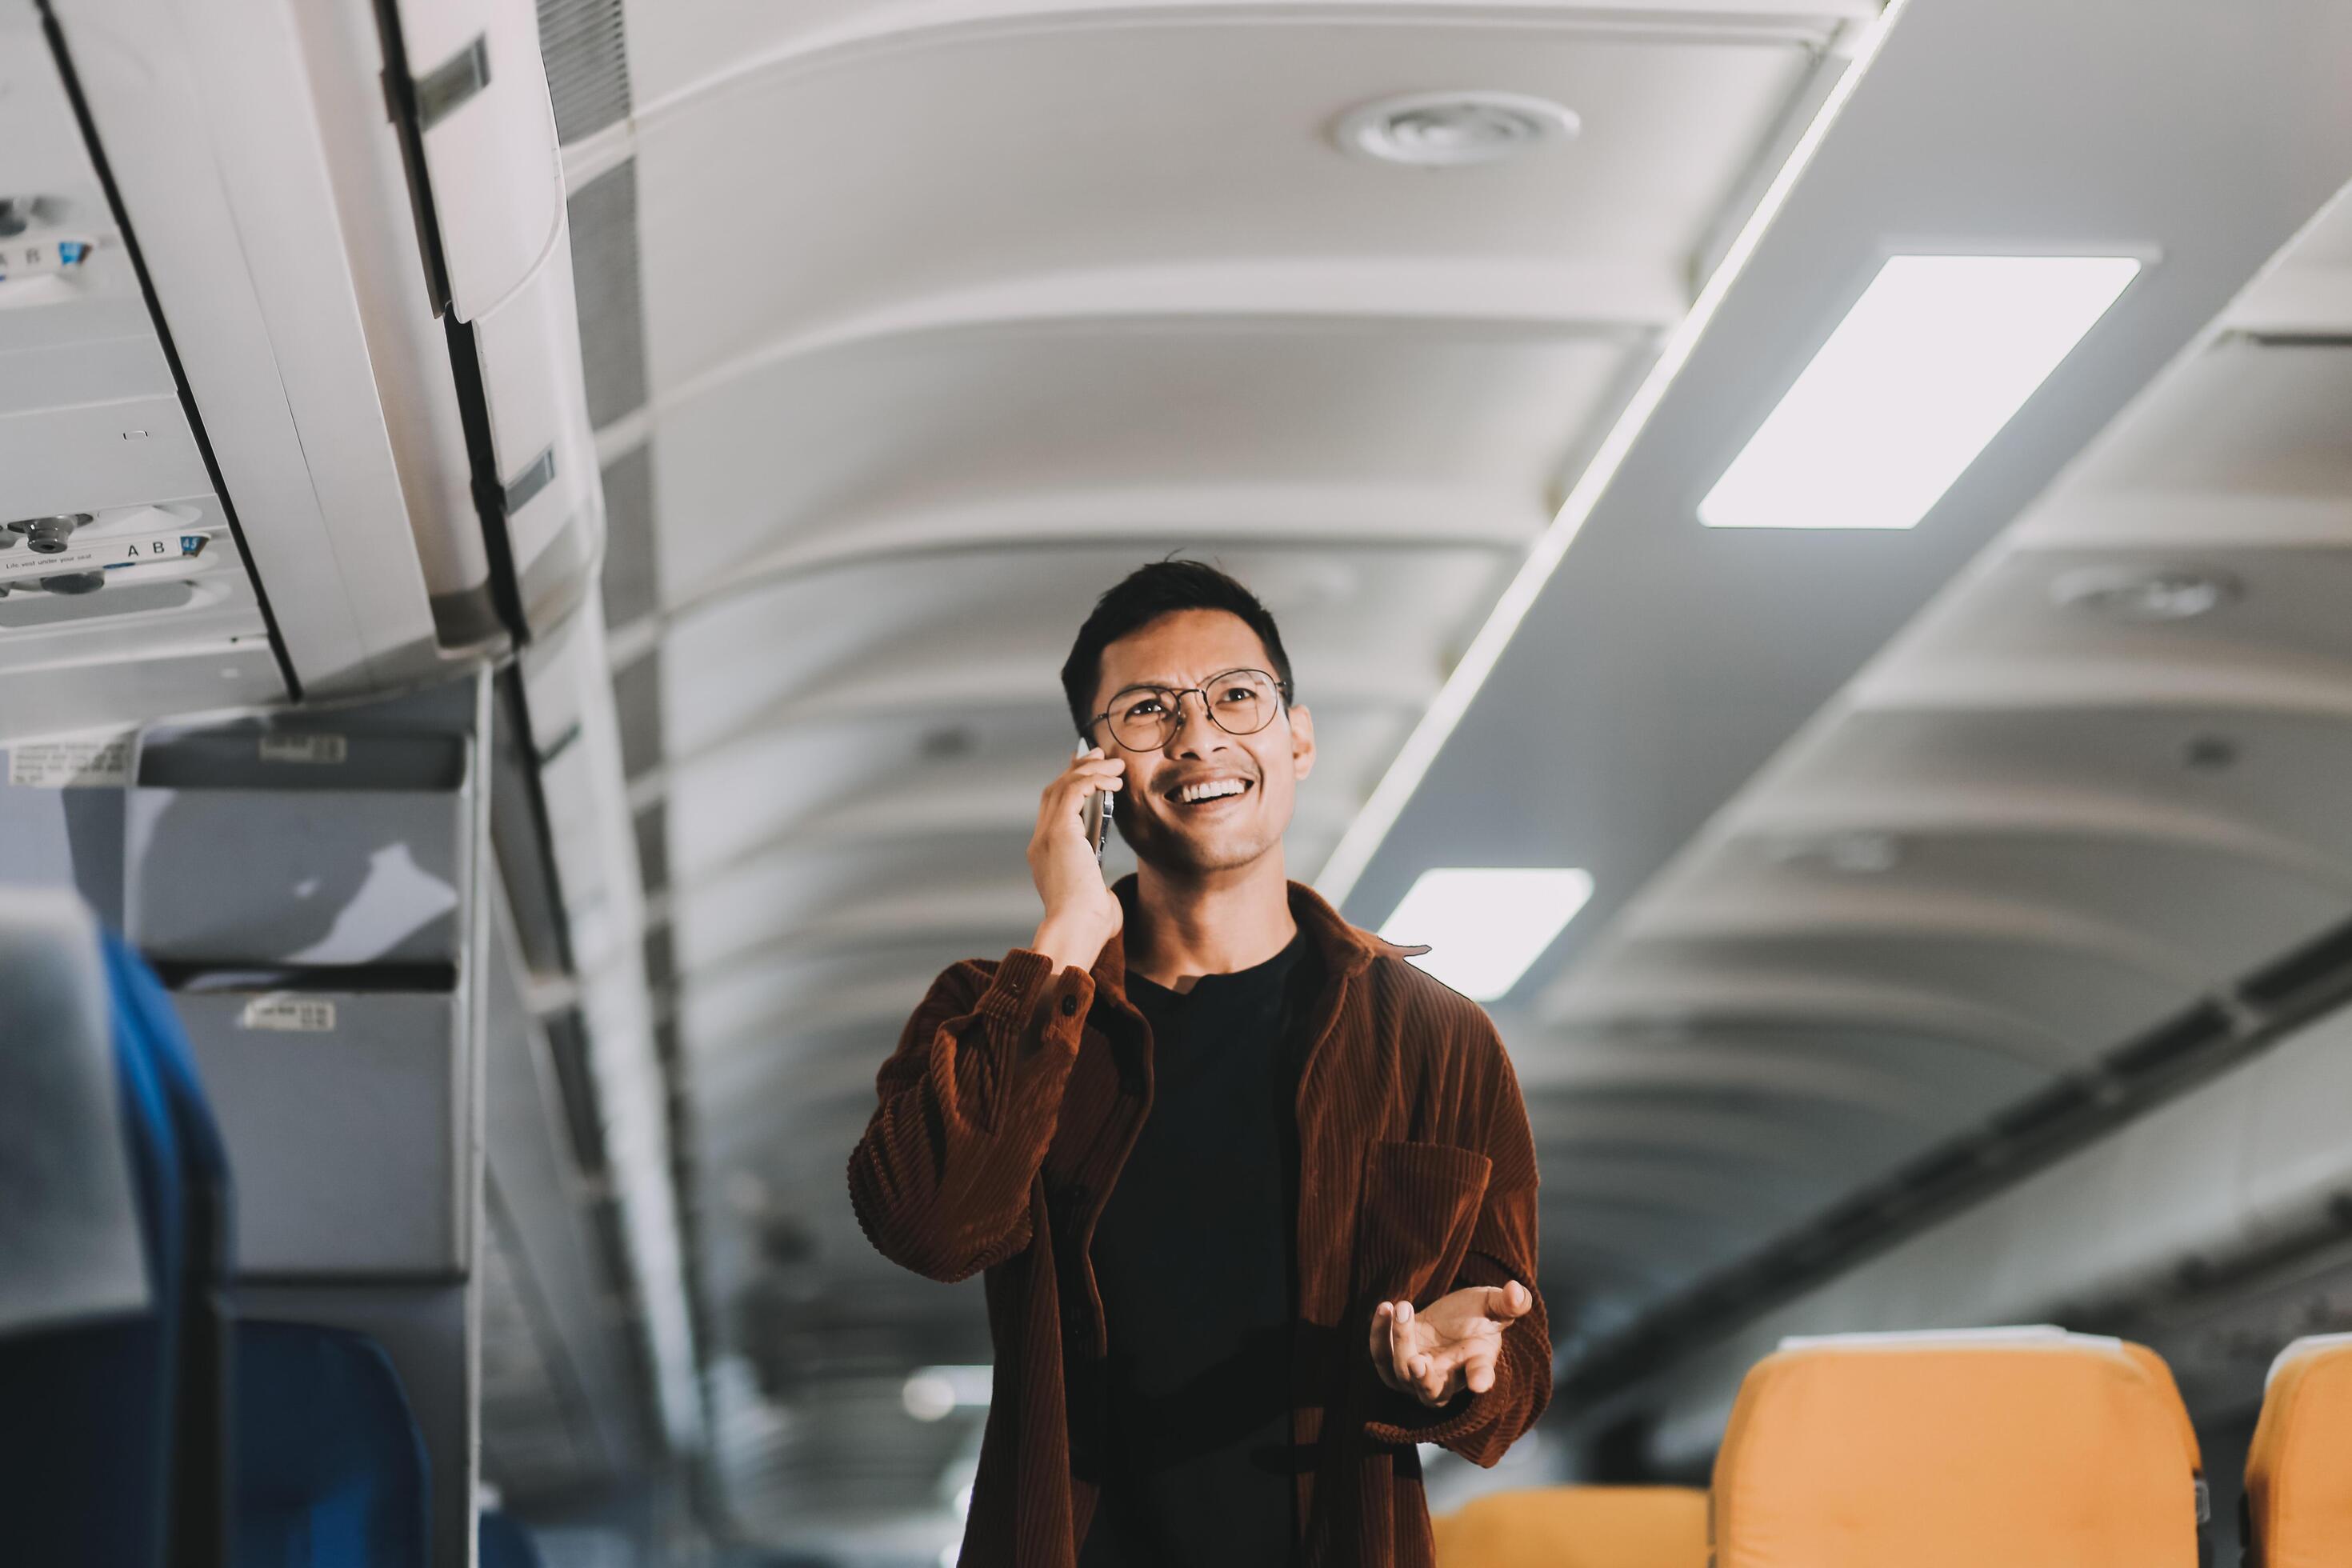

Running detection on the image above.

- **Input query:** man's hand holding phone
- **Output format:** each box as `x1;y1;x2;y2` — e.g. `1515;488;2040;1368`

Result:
1028;746;1125;974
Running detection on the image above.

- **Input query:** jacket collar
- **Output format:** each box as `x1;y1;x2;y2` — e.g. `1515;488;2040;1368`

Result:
1087;874;1426;1004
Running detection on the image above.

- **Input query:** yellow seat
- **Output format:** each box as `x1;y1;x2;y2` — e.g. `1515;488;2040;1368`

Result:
1430;1484;1706;1568
1710;1327;2203;1568
2246;1333;2352;1567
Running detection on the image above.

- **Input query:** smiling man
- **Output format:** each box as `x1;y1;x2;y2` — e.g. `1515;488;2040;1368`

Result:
850;561;1550;1567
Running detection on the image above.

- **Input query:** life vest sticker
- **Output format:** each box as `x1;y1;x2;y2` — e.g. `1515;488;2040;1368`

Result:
0;530;213;582
240;995;337;1033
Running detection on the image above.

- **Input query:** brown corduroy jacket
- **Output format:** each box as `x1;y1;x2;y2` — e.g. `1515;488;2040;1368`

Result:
848;879;1550;1567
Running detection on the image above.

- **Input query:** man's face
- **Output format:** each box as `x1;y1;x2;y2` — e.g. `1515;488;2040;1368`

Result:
1088;609;1315;878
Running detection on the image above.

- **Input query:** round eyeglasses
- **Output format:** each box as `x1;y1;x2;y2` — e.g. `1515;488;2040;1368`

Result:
1086;668;1290;753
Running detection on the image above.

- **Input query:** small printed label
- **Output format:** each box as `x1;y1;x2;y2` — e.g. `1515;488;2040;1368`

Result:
8;734;131;788
258;733;347;766
240;995;337;1033
0;530;211;582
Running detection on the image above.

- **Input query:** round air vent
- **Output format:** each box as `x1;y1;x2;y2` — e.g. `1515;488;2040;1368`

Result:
2050;563;2239;622
1334;90;1580;167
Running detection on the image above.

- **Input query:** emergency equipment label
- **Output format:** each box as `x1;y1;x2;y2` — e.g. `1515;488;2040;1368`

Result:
240;996;338;1033
8;734;132;787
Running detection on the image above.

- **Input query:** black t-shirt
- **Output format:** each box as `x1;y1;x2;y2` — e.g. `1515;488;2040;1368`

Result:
1078;930;1322;1568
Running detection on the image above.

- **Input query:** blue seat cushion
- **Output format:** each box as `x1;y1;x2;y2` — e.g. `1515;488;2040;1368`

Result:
478;1510;546;1568
0;934;184;1568
234;1322;430;1568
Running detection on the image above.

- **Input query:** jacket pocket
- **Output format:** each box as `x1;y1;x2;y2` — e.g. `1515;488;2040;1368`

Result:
1351;1139;1492;1307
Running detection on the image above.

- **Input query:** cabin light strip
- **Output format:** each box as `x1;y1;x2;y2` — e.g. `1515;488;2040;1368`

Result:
1698;254;2140;531
1314;0;1915;910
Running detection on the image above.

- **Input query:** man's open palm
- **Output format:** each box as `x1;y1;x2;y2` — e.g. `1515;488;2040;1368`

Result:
1370;1281;1534;1408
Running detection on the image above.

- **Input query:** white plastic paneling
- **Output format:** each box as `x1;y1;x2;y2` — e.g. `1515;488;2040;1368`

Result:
397;0;566;322
470;216;604;628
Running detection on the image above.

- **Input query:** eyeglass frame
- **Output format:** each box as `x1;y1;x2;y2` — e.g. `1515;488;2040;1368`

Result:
1082;667;1295;753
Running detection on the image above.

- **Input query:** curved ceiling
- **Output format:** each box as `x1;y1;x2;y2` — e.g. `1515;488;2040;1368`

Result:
1331;0;2352;1375
524;0;2352;1552
579;0;1857;1542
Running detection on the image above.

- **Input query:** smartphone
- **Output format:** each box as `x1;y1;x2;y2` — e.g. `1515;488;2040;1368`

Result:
1076;741;1111;859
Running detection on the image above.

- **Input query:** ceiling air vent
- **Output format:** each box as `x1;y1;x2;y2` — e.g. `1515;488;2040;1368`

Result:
2050;563;2240;622
1334;90;1581;168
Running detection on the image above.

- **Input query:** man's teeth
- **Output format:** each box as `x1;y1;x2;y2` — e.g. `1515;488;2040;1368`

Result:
1176;778;1247;804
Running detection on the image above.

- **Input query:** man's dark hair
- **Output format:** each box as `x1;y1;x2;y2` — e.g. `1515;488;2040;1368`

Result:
1059;559;1294;737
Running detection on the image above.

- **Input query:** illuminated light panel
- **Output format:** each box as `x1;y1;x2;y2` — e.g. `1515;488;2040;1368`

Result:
1699;254;2141;530
1314;0;1914;910
1378;868;1594;1001
902;1364;992;1422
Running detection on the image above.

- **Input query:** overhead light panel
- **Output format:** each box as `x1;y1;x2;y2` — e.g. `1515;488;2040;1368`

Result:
1314;0;1911;910
1698;254;2141;531
903;1364;992;1422
1378;868;1594;1001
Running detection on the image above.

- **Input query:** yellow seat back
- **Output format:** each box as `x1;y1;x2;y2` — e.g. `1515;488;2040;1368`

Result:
1710;1328;2202;1568
2246;1334;2352;1568
1431;1484;1706;1568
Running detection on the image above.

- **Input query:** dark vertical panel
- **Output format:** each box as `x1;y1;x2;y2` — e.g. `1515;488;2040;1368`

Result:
567;162;650;430
610;647;664;783
598;442;659;630
534;0;632;146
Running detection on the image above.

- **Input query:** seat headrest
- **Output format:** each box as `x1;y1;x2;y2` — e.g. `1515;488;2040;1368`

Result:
1776;1323;2080;1352
1431;1486;1707;1568
1712;1330;2202;1568
0;888;152;1336
2246;1335;2352;1566
2265;1330;2352;1388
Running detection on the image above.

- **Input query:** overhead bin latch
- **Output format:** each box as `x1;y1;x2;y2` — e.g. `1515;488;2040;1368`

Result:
411;34;490;133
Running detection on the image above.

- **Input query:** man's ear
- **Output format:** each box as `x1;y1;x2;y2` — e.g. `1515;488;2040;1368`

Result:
1288;702;1316;781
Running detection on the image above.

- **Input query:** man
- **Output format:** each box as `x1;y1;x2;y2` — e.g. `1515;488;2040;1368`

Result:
850;562;1549;1567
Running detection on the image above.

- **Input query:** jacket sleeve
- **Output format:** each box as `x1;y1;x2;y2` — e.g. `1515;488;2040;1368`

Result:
846;949;1095;1282
1365;1025;1552;1465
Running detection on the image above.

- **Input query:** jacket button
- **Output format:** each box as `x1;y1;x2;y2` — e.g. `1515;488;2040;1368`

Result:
1060;994;1079;1017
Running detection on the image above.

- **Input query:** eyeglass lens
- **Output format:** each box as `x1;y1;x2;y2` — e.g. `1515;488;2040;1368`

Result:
1105;670;1280;750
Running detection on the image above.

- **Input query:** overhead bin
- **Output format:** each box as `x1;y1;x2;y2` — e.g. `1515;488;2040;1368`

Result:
380;0;606;638
39;0;604;715
0;8;288;733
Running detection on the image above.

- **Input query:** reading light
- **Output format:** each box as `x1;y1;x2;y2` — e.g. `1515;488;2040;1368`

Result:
1699;254;2141;531
1378;868;1594;1001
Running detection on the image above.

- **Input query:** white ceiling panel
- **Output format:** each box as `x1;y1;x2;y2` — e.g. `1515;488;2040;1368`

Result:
655;542;1496;756
622;0;1871;112
644;326;1625;605
2066;341;2352;500
629;13;1818;386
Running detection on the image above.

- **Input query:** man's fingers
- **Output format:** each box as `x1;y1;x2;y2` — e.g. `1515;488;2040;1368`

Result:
1385;1302;1418;1389
1464;1345;1499;1395
1482;1281;1533;1321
